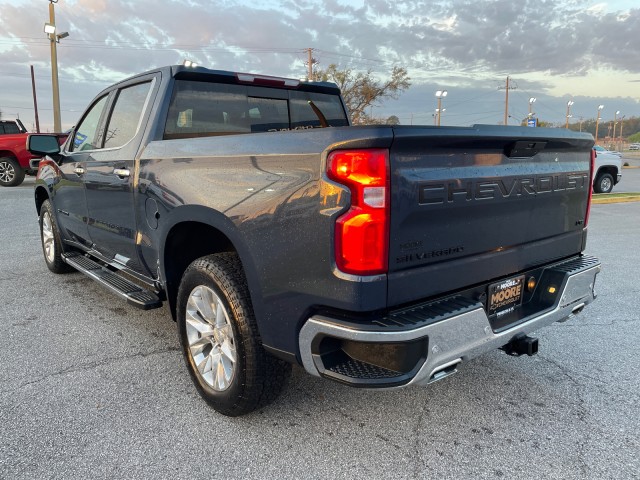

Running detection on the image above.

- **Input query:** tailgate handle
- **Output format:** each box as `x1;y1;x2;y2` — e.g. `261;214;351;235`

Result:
506;141;547;158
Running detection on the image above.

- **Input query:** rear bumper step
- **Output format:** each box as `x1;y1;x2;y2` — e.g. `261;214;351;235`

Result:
299;255;600;388
62;252;162;310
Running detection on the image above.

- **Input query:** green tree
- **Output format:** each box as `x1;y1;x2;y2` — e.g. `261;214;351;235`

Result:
315;64;411;125
568;116;639;139
385;115;400;125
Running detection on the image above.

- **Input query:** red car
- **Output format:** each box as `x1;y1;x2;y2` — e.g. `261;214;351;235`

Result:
0;120;66;187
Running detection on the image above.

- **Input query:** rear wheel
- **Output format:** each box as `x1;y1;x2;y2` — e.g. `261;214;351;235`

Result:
593;173;614;194
39;200;73;273
177;253;291;416
0;157;25;187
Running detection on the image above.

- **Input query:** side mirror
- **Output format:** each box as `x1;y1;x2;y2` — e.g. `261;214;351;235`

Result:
27;134;61;156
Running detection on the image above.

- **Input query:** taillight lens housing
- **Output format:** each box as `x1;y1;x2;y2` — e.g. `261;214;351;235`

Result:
327;149;390;275
585;148;595;227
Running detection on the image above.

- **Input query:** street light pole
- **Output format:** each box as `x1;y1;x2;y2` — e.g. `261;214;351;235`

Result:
435;90;447;127
565;100;574;129
47;0;61;133
528;97;536;117
612;110;620;141
594;105;604;144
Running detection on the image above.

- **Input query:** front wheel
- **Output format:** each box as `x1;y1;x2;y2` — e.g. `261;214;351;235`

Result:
593;173;614;194
177;253;291;416
0;157;25;187
39;200;73;273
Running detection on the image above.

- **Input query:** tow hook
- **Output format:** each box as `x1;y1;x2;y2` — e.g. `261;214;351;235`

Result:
501;334;539;356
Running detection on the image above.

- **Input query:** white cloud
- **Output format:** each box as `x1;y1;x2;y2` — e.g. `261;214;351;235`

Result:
1;0;638;130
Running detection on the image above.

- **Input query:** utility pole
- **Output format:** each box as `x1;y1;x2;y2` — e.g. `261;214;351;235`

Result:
504;76;510;125
305;48;318;81
30;65;41;133
498;76;516;125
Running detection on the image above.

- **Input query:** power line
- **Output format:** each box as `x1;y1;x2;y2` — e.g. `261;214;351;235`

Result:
0;104;81;112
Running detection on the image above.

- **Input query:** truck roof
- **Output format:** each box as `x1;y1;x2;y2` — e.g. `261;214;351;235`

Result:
106;65;341;96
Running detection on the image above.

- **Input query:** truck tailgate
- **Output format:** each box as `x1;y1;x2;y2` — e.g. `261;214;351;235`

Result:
387;125;594;306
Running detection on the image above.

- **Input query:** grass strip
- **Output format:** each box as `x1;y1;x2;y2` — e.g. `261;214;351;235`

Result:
592;193;640;204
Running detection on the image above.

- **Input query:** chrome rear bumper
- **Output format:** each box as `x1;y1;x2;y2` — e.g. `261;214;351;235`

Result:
299;256;600;388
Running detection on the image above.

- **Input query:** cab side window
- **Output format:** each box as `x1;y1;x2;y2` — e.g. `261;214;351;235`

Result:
103;82;152;149
71;95;108;152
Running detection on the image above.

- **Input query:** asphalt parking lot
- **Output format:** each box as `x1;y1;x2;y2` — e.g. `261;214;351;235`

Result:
616;154;640;192
1;179;639;479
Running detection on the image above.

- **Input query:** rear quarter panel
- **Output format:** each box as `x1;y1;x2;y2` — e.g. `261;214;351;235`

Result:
138;126;394;355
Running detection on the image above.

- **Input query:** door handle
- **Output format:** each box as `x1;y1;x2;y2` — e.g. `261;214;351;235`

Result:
113;168;130;178
73;166;85;175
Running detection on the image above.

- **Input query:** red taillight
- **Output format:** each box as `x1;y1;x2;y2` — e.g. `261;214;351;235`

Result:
327;149;390;275
585;148;595;227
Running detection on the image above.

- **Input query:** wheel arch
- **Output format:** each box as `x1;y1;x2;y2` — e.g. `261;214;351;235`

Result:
595;165;619;183
159;206;262;325
34;185;50;215
0;150;18;160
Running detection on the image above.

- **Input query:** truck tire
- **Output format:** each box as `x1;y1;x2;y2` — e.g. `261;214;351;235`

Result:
0;156;25;187
39;200;73;273
593;173;614;194
177;253;291;416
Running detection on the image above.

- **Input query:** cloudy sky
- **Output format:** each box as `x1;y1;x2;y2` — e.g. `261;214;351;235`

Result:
1;0;638;131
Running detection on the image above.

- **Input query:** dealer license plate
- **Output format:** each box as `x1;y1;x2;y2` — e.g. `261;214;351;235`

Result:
488;275;525;315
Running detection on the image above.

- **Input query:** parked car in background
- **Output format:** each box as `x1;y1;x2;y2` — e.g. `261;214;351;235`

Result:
0;123;67;186
593;146;622;193
629;143;640;151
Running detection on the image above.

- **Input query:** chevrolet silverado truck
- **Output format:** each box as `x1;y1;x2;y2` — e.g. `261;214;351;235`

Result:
28;65;600;416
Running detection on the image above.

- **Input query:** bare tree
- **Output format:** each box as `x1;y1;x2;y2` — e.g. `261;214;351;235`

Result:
316;64;411;125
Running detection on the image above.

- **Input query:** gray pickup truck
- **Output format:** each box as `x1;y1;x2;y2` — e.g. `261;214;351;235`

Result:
29;65;600;416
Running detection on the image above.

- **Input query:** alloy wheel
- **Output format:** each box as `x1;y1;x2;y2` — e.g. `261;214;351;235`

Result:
185;285;237;391
0;160;15;183
42;211;56;263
